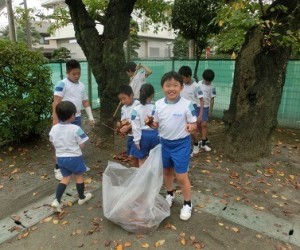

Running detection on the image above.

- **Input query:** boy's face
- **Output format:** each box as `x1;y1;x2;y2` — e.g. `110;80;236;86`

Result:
67;68;81;83
118;93;134;106
181;75;191;84
162;78;183;102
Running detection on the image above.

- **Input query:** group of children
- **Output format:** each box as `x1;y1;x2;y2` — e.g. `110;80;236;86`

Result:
49;59;216;221
116;63;216;221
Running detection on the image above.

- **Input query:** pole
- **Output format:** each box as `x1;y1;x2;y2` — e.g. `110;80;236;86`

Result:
23;0;32;48
5;0;16;42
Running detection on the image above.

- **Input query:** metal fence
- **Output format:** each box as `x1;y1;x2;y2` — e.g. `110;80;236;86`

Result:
47;59;300;129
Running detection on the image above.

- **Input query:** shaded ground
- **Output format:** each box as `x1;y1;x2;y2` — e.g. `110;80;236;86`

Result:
0;116;299;249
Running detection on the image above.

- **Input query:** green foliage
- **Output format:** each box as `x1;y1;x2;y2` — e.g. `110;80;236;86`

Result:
0;25;41;44
52;47;71;61
171;0;220;56
0;40;53;143
173;35;189;59
213;0;300;54
126;20;141;60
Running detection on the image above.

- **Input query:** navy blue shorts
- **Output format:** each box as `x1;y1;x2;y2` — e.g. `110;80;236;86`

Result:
160;136;191;174
57;156;87;177
202;107;209;122
132;130;160;159
193;104;200;117
127;136;135;156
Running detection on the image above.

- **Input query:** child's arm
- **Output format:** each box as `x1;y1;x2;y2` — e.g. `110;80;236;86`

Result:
82;100;95;126
141;65;152;78
52;95;63;125
198;98;204;123
209;97;214;117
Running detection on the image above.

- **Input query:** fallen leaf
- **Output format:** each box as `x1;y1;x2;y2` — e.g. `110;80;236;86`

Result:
0;184;3;189
61;220;68;225
180;237;186;245
189;235;196;242
43;216;53;222
256;234;263;239
164;223;177;230
289;175;295;180
141;243;149;248
53;219;59;224
155;239;165;247
11;168;19;174
85;178;92;184
229;172;239;179
116;244;123;250
22;231;30;238
231;227;240;233
124;241;132;247
67;201;73;207
218;222;224;226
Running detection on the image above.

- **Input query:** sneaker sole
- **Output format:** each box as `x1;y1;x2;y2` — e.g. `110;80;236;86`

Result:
51;205;62;213
180;214;191;220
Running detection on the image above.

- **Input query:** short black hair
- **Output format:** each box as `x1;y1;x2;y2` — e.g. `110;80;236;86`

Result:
178;66;192;77
116;84;133;96
202;69;215;82
124;61;137;72
56;101;76;122
160;71;183;87
66;59;81;72
139;83;154;105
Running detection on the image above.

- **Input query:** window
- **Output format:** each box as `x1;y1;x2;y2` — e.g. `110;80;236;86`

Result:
149;47;160;58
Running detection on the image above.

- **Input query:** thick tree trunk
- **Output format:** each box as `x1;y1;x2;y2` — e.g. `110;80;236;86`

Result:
65;0;136;119
223;26;291;161
223;0;299;161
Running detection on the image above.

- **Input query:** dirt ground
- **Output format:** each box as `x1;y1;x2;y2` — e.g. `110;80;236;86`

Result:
0;116;299;249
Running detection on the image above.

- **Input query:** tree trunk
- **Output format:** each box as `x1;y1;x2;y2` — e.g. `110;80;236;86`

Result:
223;26;291;161
223;0;299;162
65;0;136;119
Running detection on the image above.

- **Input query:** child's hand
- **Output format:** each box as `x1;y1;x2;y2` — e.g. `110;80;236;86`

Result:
88;119;95;127
186;123;197;133
119;125;131;133
135;144;141;150
145;115;154;126
135;63;142;71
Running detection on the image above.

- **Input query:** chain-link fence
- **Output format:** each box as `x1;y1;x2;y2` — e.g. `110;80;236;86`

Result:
47;59;300;129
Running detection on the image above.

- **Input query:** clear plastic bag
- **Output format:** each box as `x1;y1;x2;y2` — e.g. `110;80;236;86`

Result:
102;144;170;234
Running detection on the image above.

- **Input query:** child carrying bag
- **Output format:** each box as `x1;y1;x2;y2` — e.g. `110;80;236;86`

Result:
102;144;170;234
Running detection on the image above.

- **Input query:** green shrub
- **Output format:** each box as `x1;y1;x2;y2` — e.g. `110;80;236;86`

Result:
0;40;53;143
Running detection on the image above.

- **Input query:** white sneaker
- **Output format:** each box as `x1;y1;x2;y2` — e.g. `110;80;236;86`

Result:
85;166;90;172
54;168;63;181
200;144;211;152
78;193;92;205
180;204;192;220
51;199;62;213
165;194;174;207
192;145;199;154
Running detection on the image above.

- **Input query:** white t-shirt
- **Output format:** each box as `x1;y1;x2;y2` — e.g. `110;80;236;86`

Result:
180;81;203;107
129;70;146;99
153;97;197;140
54;78;88;116
49;123;89;157
120;99;140;136
131;103;155;143
199;81;216;107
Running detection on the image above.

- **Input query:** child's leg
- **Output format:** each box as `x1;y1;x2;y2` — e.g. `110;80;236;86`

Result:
55;176;71;203
74;174;85;199
201;121;208;141
175;173;191;201
75;174;93;204
164;168;175;192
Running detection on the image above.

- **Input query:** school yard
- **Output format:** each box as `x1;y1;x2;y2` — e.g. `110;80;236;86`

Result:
0;117;299;250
